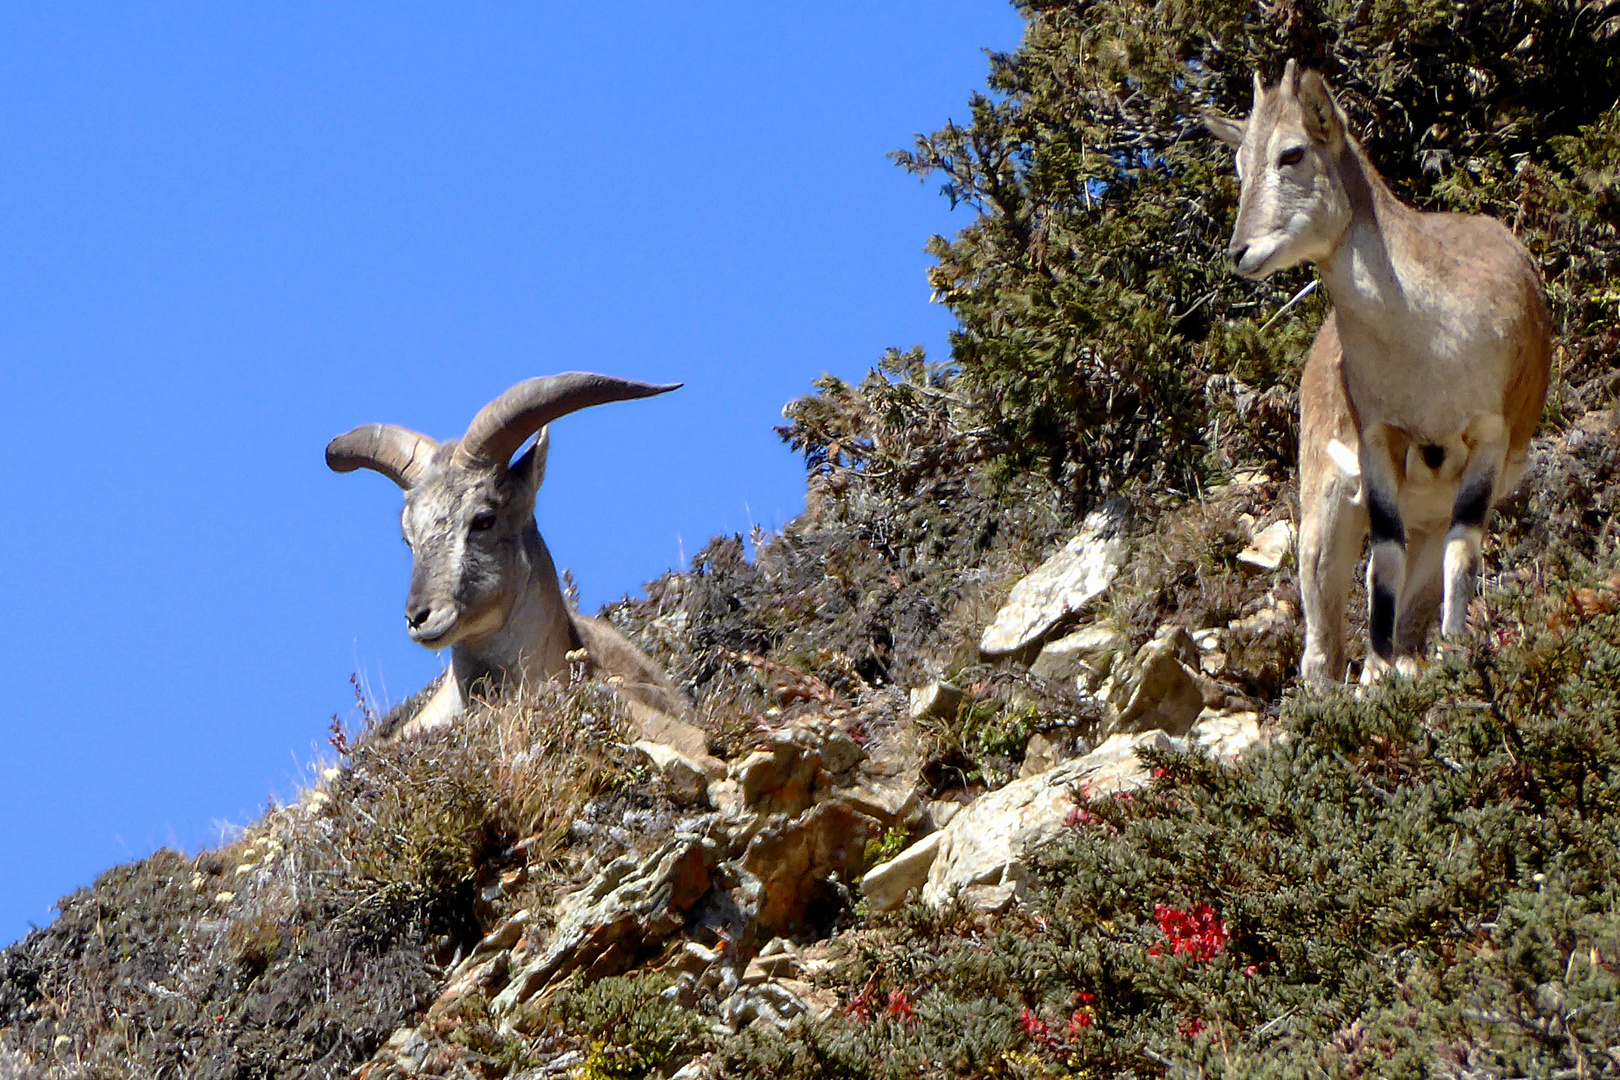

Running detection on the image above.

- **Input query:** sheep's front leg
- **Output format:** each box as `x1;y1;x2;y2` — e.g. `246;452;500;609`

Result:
1360;425;1408;683
1299;438;1368;684
1442;415;1508;639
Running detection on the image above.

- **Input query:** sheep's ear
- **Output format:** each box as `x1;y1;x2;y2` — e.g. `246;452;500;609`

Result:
1203;111;1247;148
511;426;550;497
1298;70;1343;145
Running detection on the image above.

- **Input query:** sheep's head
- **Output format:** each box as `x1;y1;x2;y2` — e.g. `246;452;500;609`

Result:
1204;60;1352;279
328;372;680;652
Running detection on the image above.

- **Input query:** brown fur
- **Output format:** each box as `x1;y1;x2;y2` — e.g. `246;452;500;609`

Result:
1208;63;1551;682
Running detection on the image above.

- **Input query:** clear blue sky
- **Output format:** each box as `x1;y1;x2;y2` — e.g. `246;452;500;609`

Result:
0;4;1025;944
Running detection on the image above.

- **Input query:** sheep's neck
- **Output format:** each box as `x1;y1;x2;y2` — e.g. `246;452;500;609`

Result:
450;524;579;698
1316;136;1416;326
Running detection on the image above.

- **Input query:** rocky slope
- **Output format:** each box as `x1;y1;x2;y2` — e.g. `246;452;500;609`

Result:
2;363;1616;1077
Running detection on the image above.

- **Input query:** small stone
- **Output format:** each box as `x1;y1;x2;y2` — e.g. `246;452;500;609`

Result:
626;704;720;770
832;778;919;827
1229;468;1269;487
1237;520;1296;573
980;500;1130;657
909;681;965;721
707;778;746;819
820;732;865;775
860;830;945;912
1228;599;1298;636
213;892;235;905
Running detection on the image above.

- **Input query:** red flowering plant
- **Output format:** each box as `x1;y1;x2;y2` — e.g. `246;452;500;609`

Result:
1017;991;1100;1056
846;979;919;1027
1149;903;1229;963
1063;781;1142;832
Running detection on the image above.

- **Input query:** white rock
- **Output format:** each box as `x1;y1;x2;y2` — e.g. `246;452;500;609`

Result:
1237;520;1296;573
860;831;945;913
980;501;1129;657
922;730;1168;909
1188;711;1265;763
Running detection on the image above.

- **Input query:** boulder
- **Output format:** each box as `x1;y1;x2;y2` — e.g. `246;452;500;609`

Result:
922;731;1168;909
740;801;881;934
980;500;1129;658
735;742;819;817
860;830;944;913
493;837;717;1012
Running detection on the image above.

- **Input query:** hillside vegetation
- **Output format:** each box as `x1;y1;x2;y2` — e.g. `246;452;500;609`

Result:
3;0;1620;1077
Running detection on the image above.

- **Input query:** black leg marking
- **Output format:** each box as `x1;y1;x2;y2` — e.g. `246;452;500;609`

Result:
1368;490;1406;547
1422;444;1445;470
1370;581;1398;660
1453;473;1493;530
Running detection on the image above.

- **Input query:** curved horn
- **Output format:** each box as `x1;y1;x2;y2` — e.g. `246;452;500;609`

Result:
326;424;439;489
455;372;681;467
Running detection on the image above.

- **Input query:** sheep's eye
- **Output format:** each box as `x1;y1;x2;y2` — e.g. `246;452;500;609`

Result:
470;510;498;532
1278;146;1306;167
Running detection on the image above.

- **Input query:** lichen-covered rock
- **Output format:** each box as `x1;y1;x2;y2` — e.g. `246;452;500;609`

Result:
979;500;1129;658
492;837;718;1012
922;731;1168;909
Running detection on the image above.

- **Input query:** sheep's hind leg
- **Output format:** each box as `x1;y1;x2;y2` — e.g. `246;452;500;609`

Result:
1394;529;1445;677
1442;416;1507;640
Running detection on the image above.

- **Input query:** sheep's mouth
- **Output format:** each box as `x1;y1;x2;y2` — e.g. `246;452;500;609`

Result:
408;611;461;648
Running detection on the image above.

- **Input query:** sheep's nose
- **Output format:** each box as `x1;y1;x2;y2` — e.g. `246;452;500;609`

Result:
406;605;434;630
1228;243;1249;270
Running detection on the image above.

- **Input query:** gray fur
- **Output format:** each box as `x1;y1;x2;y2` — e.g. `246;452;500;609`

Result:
329;374;687;736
